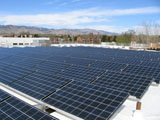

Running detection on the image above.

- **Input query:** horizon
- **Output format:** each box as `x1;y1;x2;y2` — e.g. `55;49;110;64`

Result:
0;0;160;33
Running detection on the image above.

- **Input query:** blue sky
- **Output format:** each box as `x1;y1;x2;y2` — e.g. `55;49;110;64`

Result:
0;0;160;33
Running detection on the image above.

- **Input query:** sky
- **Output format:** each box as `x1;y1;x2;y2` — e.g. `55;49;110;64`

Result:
0;0;160;33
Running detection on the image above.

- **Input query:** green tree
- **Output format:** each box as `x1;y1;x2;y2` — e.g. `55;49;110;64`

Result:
68;35;72;41
33;34;39;38
116;35;131;45
101;35;107;42
74;36;77;42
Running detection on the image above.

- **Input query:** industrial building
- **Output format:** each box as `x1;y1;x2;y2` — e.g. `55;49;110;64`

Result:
0;37;50;47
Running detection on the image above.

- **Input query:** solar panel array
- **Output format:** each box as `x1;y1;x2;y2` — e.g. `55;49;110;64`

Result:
0;46;160;120
43;81;129;120
92;70;152;98
0;89;58;120
10;71;72;100
0;65;34;85
57;65;105;82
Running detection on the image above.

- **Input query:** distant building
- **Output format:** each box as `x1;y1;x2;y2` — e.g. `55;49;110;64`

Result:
0;37;50;48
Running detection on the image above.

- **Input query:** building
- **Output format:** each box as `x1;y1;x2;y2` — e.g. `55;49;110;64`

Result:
0;37;50;47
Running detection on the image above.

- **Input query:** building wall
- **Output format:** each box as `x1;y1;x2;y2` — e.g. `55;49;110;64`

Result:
0;37;50;47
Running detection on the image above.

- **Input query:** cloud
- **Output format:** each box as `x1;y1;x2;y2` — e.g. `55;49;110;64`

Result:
0;7;159;33
0;14;106;26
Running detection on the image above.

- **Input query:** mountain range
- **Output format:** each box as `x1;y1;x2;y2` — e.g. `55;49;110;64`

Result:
0;25;118;35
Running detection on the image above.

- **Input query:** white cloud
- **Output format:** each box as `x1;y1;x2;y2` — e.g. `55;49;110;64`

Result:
0;14;106;26
0;7;159;33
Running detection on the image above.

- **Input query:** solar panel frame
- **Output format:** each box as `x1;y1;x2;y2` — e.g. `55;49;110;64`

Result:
0;65;34;85
92;70;152;99
0;90;58;120
90;61;127;72
57;65;106;82
0;55;27;64
43;81;129;120
0;90;10;102
14;58;45;69
35;61;71;74
122;65;160;83
9;71;72;100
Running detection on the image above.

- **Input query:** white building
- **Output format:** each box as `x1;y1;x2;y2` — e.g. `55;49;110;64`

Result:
0;37;50;47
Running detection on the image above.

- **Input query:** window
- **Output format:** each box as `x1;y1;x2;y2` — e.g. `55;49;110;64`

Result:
19;43;23;45
25;43;29;45
13;43;17;45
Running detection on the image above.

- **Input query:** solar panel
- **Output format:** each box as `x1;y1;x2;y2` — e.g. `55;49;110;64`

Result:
123;65;160;83
65;57;95;66
111;58;142;65
47;55;70;63
0;90;58;120
57;65;105;82
10;71;72;100
14;58;44;68
0;55;26;64
35;61;70;74
0;90;10;102
93;70;152;98
0;62;9;70
139;61;160;69
0;54;11;60
18;53;52;60
0;65;34;84
43;81;129;120
90;61;127;71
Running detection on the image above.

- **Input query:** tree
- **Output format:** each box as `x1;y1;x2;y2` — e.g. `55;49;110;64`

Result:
101;35;107;42
68;35;72;42
116;34;131;45
74;36;77;42
33;34;39;38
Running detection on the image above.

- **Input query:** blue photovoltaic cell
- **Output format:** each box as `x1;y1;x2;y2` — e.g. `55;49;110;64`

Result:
139;61;160;69
93;70;152;98
0;65;34;84
90;61;127;71
57;65;105;82
47;55;70;63
0;90;10;102
14;58;44;68
123;65;160;83
43;81;129;120
0;55;26;64
10;71;72;100
35;61;70;74
0;46;160;120
65;57;95;66
0;90;58;120
0;62;9;70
